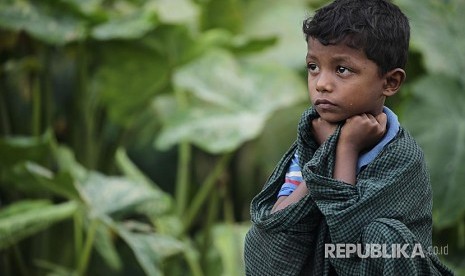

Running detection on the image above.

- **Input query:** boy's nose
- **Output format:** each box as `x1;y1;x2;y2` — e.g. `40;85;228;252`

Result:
315;72;333;93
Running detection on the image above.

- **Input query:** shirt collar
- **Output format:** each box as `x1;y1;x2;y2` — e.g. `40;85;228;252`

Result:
357;106;400;174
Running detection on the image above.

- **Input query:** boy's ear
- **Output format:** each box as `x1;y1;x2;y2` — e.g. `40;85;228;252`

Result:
383;68;406;97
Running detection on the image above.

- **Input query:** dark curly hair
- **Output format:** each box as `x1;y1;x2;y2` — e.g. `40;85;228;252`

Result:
303;0;410;75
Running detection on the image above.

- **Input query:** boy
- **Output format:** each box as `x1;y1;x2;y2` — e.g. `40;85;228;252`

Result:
244;0;453;275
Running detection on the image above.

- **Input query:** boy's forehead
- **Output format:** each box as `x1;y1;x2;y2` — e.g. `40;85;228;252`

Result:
306;37;367;60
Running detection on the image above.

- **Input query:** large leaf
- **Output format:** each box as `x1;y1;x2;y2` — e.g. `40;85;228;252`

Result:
115;148;160;191
151;0;199;25
0;131;52;167
91;42;170;126
1;162;80;200
402;74;465;229
34;260;77;276
142;25;202;68
78;172;171;218
91;10;158;40
242;0;311;69
211;223;249;276
143;25;276;67
155;49;307;153
52;146;88;182
114;221;184;276
255;103;308;174
0;0;86;44
230;103;308;206
115;148;176;220
200;0;244;33
58;0;104;17
93;223;122;271
0;200;78;249
396;0;465;85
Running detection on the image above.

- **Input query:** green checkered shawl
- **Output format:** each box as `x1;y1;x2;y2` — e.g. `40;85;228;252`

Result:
244;107;453;275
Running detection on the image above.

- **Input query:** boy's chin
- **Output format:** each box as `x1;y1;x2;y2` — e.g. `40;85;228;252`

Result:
318;114;347;124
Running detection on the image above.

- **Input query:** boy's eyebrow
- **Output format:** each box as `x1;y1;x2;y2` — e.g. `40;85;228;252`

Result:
306;53;354;64
305;53;317;61
331;55;353;64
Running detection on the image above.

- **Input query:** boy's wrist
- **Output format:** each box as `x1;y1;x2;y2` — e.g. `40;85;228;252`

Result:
334;141;359;185
337;138;362;155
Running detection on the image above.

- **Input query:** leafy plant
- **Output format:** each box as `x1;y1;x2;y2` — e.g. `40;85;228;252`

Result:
0;0;308;274
397;0;465;273
1;0;464;275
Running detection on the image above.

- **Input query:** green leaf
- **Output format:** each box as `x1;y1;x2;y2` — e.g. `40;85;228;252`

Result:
396;0;465;85
78;172;171;217
256;103;307;173
115;148;160;190
152;0;199;25
402;74;465;229
200;0;244;33
53;146;88;182
0;131;52;167
242;0;312;69
155;98;267;154
58;0;104;17
229;36;278;55
152;215;183;238
0;200;78;249
0;200;49;219
211;223;249;276
142;25;201;67
91;10;158;40
1;162;80;200
115;221;184;276
0;1;87;44
93;223;122;271
34;259;77;276
155;49;306;153
115;148;175;219
91;43;169;126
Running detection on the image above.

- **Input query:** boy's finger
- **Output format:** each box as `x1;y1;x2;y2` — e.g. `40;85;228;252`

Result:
366;113;377;123
376;113;388;127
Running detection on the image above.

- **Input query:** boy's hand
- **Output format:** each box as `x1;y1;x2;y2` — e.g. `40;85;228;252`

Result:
312;118;338;145
339;113;387;153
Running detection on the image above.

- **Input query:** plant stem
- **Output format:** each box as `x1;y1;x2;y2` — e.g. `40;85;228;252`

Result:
176;142;191;216
174;88;191;216
40;46;53;135
77;219;98;276
182;152;233;234
223;185;235;224
182;238;204;276
80;43;96;170
31;69;41;137
0;79;11;135
73;42;95;169
200;187;219;267
12;245;28;276
74;212;83;267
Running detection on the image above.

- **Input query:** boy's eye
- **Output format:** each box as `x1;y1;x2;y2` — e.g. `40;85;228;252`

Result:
307;63;320;73
336;66;352;75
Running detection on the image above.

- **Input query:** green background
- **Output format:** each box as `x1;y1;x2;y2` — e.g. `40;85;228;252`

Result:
0;0;464;275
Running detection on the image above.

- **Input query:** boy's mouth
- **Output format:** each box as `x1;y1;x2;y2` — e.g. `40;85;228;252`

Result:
315;99;336;106
315;99;335;105
314;99;338;113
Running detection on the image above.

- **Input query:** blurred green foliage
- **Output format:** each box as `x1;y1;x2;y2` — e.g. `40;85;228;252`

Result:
0;0;464;275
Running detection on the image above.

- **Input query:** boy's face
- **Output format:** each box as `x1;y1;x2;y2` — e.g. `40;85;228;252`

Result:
306;37;386;123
